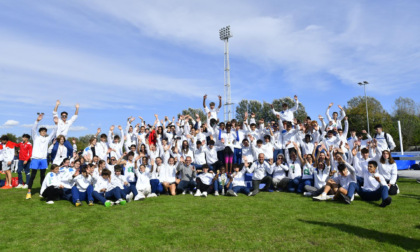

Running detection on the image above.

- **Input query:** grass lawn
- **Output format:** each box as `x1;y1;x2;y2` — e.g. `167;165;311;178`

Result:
1;173;419;251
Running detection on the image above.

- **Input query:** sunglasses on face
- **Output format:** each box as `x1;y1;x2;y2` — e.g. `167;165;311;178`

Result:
61;115;68;118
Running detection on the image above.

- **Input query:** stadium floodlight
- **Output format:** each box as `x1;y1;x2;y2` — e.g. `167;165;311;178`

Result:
358;81;370;134
219;25;233;122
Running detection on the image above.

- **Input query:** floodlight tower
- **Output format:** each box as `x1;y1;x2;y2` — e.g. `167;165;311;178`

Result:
358;81;370;134
219;25;233;122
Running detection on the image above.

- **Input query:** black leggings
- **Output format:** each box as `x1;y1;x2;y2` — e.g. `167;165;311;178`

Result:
28;169;46;190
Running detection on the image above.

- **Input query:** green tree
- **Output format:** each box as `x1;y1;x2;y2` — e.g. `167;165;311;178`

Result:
392;97;420;151
235;97;307;123
345;96;397;139
179;108;207;123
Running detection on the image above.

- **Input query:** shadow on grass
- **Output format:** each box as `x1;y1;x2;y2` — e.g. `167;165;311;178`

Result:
400;194;420;200
300;220;420;251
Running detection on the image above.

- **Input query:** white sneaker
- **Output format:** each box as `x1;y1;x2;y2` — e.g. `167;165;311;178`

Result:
313;194;327;201
46;201;54;204
233;192;237;197
303;192;312;197
39;194;43;198
194;190;202;197
115;199;121;204
214;191;219;196
189;191;193;195
201;191;207;197
182;190;187;195
134;193;145;201
15;184;23;189
148;193;157;198
126;192;134;202
326;195;335;200
22;184;28;189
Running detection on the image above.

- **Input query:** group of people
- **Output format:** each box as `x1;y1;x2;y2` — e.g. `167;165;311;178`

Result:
0;96;399;208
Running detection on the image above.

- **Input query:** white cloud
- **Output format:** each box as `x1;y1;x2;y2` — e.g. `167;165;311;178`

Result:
3;120;19;126
69;126;88;131
79;0;420;95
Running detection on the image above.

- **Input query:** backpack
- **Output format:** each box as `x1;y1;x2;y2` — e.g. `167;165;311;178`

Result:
374;132;390;149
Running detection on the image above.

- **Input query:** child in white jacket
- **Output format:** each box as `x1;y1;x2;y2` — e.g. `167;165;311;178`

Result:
40;164;63;204
72;166;94;206
134;164;152;200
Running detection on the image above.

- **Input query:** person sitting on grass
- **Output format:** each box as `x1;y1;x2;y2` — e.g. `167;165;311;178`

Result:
40;164;64;204
194;164;217;197
213;167;229;196
58;158;76;201
176;156;197;195
304;162;331;197
374;145;399;195
313;159;356;202
92;169;126;207
271;154;290;192
293;142;315;193
285;148;302;193
117;152;138;200
226;162;252;197
246;153;273;196
346;160;392;207
112;165;134;202
72;166;94;207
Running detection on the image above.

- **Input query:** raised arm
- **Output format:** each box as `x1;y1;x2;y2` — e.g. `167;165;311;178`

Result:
203;94;207;108
53;100;60;114
74;103;80;116
290;95;299;112
293;142;305;165
325;103;333;122
218;95;222;109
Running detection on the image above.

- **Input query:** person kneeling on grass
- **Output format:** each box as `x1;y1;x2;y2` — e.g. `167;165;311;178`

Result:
345;161;392;207
92;169;126;207
134;164;152;200
313;161;356;202
226;163;252;197
40;164;64;204
72;166;94;207
194;164;217;197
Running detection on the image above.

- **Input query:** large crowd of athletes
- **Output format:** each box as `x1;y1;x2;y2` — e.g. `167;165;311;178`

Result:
0;95;398;208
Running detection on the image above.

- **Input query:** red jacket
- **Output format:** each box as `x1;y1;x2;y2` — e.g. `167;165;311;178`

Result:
13;142;33;161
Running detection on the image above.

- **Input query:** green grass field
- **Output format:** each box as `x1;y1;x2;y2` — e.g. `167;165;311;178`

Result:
1;173;419;251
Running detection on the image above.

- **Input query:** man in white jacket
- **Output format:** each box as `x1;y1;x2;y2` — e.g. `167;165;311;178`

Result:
26;113;57;199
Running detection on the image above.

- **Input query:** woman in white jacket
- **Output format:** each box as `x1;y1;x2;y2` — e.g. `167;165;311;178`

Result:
40;164;63;204
376;148;399;195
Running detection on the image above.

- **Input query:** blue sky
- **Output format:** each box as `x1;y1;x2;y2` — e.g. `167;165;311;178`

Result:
0;0;419;137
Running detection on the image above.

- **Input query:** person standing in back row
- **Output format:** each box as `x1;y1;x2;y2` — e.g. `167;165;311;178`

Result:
203;94;222;121
53;99;79;154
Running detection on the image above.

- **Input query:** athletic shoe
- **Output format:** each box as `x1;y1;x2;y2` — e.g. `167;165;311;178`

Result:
247;192;253;197
115;199;121;204
104;200;112;207
194;190;202;197
26;193;32;200
340;193;351;204
46;201;54;204
22;184;28;189
303;192;312;197
119;199;127;205
134;194;145;201
313;194;327;201
39;194;43;198
148;193;157;198
379;197;392;208
189;191;193;195
214;191;219;196
15;184;23;189
182;190;187;195
226;190;235;196
126;192;134;202
0;185;12;189
201;191;208;197
75;200;82;207
233;192;237;197
249;191;258;196
88;201;94;206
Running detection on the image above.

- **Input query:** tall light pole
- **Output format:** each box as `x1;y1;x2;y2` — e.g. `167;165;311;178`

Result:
358;81;370;134
219;25;233;122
